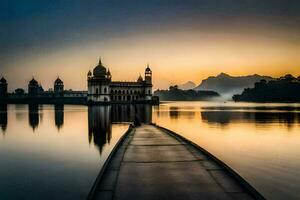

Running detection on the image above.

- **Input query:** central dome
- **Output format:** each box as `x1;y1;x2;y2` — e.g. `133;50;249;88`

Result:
93;58;107;78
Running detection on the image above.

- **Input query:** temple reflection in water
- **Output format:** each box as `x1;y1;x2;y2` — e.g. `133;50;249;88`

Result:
28;104;39;131
88;104;152;153
0;104;7;134
201;111;300;127
54;104;64;130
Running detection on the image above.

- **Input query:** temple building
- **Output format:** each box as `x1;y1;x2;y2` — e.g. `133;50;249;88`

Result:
87;58;153;103
54;77;64;95
0;77;8;97
28;78;38;95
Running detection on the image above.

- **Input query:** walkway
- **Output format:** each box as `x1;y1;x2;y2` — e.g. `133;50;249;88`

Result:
90;125;262;200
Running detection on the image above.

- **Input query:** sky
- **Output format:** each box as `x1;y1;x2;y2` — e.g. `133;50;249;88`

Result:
1;0;300;91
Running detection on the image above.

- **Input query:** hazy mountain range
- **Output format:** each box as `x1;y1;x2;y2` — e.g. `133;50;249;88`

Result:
178;81;196;90
194;73;274;98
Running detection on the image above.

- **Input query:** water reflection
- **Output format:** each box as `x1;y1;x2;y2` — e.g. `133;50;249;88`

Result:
153;102;300;200
88;105;152;153
55;104;64;130
28;104;39;131
88;106;112;154
0;104;7;134
15;104;26;121
201;111;300;127
169;106;196;119
111;104;152;123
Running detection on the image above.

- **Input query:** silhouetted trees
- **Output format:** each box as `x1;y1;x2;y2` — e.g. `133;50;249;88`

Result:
154;86;219;101
233;74;300;102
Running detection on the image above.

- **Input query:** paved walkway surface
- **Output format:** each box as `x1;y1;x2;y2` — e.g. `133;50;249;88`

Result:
92;125;256;200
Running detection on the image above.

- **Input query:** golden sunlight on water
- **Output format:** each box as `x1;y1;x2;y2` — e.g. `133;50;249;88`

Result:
153;101;300;200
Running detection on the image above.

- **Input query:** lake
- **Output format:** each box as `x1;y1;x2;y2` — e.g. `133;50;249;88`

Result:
0;104;129;200
153;101;300;200
1;102;300;199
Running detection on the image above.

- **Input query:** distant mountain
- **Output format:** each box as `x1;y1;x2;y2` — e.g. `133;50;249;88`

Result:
194;73;274;98
178;81;196;90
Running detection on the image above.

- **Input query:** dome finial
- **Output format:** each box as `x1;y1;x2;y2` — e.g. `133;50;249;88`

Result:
99;57;102;65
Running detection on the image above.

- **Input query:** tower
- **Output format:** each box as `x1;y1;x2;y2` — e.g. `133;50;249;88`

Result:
54;77;64;95
28;78;39;96
145;64;152;84
144;65;152;100
0;77;8;97
106;69;112;81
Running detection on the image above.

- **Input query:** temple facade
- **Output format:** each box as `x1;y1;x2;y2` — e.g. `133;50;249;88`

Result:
87;59;153;103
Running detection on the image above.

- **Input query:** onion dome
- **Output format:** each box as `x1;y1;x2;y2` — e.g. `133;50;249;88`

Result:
93;58;107;78
55;77;63;85
145;64;151;72
0;77;7;84
87;70;92;76
29;78;38;86
137;74;143;82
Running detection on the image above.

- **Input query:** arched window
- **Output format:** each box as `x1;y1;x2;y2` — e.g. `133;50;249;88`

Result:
118;90;121;94
96;88;99;94
118;96;121;101
104;97;108;102
104;87;107;94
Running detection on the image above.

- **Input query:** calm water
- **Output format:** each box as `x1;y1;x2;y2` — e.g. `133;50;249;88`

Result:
1;102;300;199
152;101;300;200
0;104;131;200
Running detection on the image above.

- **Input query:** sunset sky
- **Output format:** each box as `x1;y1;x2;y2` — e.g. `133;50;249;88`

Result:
1;0;300;91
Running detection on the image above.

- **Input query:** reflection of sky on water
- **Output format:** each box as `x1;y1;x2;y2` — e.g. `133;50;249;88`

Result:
2;102;300;199
0;104;154;199
153;101;300;200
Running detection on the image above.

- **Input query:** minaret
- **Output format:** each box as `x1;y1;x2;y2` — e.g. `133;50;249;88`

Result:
106;68;112;81
145;64;152;84
54;76;64;94
144;64;152;100
0;77;8;97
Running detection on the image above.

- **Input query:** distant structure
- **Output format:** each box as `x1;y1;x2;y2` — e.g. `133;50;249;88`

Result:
0;77;8;97
87;58;153;103
0;59;157;105
28;78;39;96
54;77;64;95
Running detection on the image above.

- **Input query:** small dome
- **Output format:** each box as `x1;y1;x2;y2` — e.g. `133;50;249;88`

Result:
55;77;63;85
137;75;143;82
107;69;111;76
0;77;7;84
29;78;38;85
93;58;107;77
145;64;151;72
